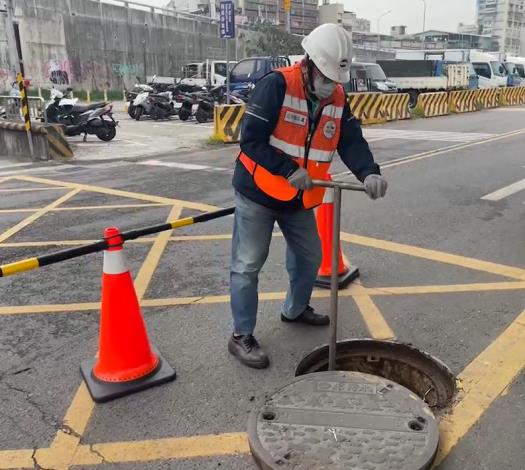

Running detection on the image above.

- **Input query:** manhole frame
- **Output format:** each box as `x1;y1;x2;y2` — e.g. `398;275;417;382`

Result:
295;338;457;410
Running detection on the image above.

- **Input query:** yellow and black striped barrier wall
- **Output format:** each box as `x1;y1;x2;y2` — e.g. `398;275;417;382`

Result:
382;93;410;121
0;207;235;278
416;92;449;118
213;104;245;143
499;86;525;106
477;88;500;109
347;92;386;125
449;90;479;113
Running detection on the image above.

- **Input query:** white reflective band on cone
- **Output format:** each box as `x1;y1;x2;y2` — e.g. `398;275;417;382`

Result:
322;186;334;204
103;250;128;275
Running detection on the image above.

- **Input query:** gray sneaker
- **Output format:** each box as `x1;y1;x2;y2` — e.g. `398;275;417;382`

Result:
228;334;269;369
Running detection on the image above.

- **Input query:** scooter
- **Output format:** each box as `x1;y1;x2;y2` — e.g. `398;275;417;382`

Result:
46;88;107;124
46;90;117;141
63;105;118;141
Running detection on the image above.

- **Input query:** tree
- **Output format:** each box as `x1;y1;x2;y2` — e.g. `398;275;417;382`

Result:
243;22;303;56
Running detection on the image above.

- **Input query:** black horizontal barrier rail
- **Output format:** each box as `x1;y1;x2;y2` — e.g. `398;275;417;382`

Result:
0;207;235;278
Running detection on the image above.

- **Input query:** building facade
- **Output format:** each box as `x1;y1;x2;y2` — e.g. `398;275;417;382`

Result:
318;3;369;32
237;0;317;35
477;0;524;55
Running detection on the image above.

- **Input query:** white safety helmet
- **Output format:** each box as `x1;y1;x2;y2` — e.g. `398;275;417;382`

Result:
301;24;352;83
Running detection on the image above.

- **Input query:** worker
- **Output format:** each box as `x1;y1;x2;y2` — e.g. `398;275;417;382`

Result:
228;24;387;369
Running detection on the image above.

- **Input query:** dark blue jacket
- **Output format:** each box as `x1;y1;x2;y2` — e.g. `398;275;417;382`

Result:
232;71;381;211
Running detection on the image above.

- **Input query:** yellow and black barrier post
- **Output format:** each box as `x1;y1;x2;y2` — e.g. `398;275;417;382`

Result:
0;207;235;278
16;72;34;158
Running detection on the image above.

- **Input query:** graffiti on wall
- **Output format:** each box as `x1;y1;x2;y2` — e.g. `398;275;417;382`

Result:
0;68;9;83
112;63;138;77
42;58;72;85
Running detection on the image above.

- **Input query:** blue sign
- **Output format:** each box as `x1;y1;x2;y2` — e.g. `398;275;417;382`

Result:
219;0;235;39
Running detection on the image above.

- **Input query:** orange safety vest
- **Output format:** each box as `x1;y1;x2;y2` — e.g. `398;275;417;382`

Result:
238;63;346;209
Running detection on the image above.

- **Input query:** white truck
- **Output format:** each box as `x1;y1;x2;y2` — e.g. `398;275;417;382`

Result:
180;60;237;87
470;51;508;88
377;59;472;106
395;49;471;62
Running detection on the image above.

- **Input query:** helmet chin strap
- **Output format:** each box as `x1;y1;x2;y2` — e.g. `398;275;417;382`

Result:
301;55;316;95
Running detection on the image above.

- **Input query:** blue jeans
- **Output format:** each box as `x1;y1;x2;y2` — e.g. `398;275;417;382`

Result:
230;191;322;335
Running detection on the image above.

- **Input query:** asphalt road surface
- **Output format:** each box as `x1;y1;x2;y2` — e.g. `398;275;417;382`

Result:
0;105;524;469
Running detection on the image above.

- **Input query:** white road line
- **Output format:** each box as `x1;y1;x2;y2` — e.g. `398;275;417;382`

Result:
137;159;230;172
363;129;496;142
481;178;525;201
491;108;525;112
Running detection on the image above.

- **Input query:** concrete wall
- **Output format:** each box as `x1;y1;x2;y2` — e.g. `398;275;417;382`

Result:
0;124;49;160
0;15;13;90
4;0;240;91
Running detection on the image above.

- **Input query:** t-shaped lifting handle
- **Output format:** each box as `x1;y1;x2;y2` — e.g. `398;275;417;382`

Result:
312;178;365;371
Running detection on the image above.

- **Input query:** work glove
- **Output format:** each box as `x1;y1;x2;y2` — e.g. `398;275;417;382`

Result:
288;168;313;191
364;174;387;200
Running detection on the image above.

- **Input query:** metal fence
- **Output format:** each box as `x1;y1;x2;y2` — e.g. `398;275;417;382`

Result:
0;96;46;122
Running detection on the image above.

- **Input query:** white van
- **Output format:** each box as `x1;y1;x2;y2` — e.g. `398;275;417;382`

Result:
470;51;507;88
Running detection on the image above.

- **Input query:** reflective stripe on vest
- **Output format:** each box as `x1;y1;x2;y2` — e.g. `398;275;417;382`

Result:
239;63;345;209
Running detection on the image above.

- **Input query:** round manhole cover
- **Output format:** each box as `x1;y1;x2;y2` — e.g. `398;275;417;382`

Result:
248;371;439;470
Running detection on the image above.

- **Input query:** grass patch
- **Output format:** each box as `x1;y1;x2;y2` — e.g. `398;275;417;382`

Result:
409;105;425;119
206;135;225;146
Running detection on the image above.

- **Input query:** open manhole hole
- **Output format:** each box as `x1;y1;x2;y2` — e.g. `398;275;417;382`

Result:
295;339;456;410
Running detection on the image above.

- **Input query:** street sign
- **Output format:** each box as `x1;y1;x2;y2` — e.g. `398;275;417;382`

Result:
219;0;235;39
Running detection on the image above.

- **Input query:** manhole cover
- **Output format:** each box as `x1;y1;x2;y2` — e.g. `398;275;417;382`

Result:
295;340;456;410
248;371;439;470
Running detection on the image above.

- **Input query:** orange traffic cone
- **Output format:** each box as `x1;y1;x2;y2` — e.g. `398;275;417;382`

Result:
315;175;359;289
80;227;175;403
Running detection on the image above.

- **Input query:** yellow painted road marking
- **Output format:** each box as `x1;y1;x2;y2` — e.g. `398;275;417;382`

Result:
374;281;525;295
436;307;525;464
13;175;218;212
0;449;34;469
71;432;250;465
34;384;95;470
0;203;169;214
0;188;81;244
351;284;395;339
0;176;12;184
1;282;525;316
340;233;525;281
0;187;69;192
134;205;183;299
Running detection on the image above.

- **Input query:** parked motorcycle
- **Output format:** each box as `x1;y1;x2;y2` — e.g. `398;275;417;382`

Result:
46;88;117;141
132;90;174;120
193;85;246;123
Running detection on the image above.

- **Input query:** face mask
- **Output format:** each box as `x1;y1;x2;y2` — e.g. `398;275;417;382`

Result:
313;76;336;99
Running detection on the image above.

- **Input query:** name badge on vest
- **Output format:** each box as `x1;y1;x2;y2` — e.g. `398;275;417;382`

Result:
284;111;307;127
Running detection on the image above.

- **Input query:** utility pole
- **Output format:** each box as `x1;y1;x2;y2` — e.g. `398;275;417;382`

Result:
5;0;33;158
5;0;21;78
376;10;390;51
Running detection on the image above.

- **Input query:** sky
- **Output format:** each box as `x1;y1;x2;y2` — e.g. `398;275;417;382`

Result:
343;0;476;34
134;0;477;34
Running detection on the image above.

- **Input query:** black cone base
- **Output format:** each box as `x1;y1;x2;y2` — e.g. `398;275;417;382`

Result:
80;346;176;403
314;265;359;290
